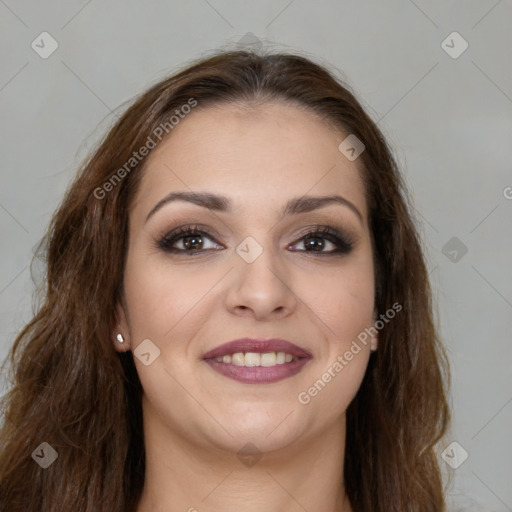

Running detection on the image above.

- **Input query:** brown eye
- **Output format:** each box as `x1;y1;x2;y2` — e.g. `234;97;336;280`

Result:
157;225;353;257
158;226;223;255
289;227;354;255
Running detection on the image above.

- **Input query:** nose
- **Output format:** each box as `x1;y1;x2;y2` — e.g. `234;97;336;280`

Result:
224;242;298;321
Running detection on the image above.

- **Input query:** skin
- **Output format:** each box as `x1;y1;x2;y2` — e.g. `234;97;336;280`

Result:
114;101;378;512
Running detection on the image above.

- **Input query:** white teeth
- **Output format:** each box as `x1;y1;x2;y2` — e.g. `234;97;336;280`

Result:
213;351;299;366
244;352;260;366
231;353;245;366
260;352;276;367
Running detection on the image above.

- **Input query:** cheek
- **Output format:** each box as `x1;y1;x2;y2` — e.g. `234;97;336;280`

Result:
301;257;375;342
328;281;375;343
122;252;220;341
293;260;375;414
297;347;370;431
123;242;376;356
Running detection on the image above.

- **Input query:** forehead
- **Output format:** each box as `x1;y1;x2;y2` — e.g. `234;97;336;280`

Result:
134;101;368;221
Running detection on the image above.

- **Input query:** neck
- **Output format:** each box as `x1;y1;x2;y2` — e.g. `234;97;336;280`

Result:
136;395;353;512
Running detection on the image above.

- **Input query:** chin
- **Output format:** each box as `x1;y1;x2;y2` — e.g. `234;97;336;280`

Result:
218;410;305;450
213;427;302;457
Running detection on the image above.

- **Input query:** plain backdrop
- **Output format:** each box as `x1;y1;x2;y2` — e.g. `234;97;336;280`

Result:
1;1;511;510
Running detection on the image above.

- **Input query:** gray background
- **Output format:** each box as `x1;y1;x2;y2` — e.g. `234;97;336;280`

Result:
1;1;511;510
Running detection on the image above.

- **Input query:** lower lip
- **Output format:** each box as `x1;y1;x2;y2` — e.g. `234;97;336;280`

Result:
204;358;311;384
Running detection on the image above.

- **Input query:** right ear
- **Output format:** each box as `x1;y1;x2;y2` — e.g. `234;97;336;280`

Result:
112;300;131;352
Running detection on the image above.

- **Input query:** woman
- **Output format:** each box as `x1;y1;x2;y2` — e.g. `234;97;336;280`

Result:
0;49;451;511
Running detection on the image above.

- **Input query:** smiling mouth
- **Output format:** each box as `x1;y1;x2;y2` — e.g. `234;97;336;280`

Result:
204;352;311;384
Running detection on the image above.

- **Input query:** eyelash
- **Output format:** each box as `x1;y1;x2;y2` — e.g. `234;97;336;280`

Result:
156;224;354;257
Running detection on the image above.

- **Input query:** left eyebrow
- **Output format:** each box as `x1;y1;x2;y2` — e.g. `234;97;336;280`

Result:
145;191;363;225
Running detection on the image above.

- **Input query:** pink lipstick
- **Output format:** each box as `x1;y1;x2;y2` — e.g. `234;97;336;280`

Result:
202;338;312;384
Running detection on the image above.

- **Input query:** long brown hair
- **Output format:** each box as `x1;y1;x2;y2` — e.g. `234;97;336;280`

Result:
0;49;451;511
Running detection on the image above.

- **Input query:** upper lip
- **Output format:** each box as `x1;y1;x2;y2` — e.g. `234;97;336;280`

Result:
202;338;313;360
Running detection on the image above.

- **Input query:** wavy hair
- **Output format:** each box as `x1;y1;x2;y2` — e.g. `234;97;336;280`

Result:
0;49;451;511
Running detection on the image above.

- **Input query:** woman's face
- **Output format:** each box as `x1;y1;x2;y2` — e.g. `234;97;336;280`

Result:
115;101;378;454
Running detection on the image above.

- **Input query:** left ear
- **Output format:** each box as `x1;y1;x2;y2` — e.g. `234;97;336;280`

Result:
112;300;132;352
370;308;379;352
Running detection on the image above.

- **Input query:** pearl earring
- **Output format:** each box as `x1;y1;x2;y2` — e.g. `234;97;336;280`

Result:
116;333;125;343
